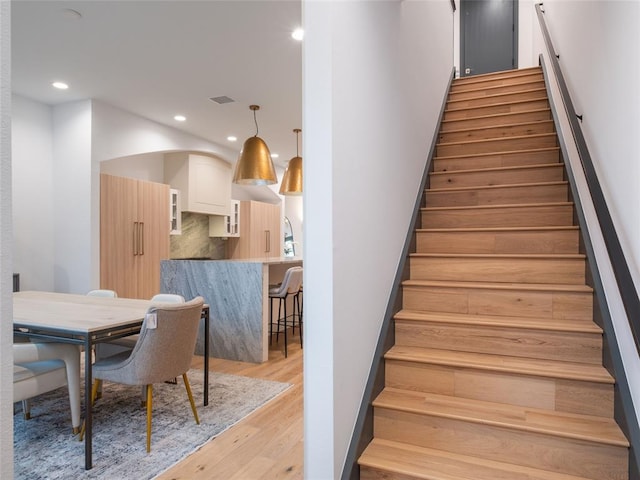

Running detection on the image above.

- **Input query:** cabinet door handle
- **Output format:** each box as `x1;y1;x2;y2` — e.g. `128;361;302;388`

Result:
133;222;139;255
265;230;270;253
139;222;145;256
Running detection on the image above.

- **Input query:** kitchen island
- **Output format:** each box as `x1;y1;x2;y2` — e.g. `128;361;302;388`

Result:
160;257;302;363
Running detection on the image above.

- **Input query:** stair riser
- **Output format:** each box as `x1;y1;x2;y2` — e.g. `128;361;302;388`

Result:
416;229;579;254
448;80;546;101
441;109;552;132
386;360;613;417
436;134;557;157
425;183;569;208
438;120;555;143
402;284;593;321
444;99;550;121
422;204;574;229
448;89;548;110
409;256;585;285
430;165;564;189
434;148;560;172
373;408;627;480
394;321;603;365
451;72;543;92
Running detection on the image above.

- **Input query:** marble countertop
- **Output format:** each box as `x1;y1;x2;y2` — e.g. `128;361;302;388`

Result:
166;256;302;265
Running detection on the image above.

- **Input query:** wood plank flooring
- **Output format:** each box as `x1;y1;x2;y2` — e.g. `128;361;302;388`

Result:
156;335;304;480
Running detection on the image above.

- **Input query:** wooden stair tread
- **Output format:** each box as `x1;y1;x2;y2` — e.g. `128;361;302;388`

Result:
417;225;579;233
430;162;562;177
422;201;573;212
360;438;596;480
395;310;601;333
385;346;613;384
440;118;554;134
403;278;592;293
428;181;567;194
441;108;552;127
447;88;548;105
434;146;560;162
437;133;556;149
374;388;628;447
410;253;585;259
449;80;547;97
453;67;542;84
445;98;549;114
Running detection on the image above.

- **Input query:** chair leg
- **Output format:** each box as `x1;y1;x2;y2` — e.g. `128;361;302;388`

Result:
21;399;31;420
283;298;288;358
146;384;153;453
183;373;200;425
276;298;283;342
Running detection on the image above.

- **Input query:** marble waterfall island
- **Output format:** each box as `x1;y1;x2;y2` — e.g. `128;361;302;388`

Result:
161;258;302;363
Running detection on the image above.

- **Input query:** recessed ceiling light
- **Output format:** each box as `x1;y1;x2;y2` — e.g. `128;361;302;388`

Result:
227;136;237;142
291;28;304;41
52;81;69;90
174;115;186;122
271;153;279;159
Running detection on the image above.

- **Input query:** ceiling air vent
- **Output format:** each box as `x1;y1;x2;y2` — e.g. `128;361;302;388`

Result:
210;96;235;105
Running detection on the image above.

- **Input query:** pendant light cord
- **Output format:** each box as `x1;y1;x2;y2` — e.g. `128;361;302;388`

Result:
253;108;259;137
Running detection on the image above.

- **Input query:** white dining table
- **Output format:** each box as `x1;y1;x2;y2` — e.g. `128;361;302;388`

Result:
13;291;211;470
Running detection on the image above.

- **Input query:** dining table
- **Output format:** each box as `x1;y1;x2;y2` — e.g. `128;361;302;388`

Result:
13;290;211;470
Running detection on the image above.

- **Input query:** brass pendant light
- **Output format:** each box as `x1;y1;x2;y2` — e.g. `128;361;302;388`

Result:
279;128;303;196
232;105;277;185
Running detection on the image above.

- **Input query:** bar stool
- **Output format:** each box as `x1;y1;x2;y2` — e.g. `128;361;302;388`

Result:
269;266;303;357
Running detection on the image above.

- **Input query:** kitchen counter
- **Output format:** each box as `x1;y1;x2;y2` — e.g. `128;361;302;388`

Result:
160;257;302;363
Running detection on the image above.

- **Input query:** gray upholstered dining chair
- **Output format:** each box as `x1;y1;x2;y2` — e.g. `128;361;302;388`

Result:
269;266;303;358
90;296;204;452
13;342;81;433
96;293;185;358
94;293;185;398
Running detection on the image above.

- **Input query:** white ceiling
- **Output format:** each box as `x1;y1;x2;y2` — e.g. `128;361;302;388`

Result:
11;0;303;168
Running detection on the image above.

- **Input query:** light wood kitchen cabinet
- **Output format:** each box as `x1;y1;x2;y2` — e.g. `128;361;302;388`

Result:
100;174;170;299
227;201;282;259
164;152;231;216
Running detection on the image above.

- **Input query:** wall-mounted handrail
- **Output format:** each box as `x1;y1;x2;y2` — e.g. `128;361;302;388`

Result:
535;2;640;356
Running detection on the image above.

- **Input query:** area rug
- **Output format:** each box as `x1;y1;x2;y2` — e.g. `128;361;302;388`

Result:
14;372;291;479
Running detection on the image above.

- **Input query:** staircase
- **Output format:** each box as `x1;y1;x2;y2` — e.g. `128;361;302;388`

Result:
358;67;630;480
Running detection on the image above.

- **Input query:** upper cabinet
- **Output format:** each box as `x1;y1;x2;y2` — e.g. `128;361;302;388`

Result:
164;153;232;216
227;201;282;259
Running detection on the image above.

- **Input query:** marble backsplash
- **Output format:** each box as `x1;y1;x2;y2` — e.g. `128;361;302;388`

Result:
170;211;227;259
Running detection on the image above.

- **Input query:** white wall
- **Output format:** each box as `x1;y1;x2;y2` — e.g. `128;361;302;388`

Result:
303;1;454;477
540;0;640;288
11;97;242;295
0;1;13;477
101;152;166;183
91;100;237;165
12;95;55;291
52;100;93;293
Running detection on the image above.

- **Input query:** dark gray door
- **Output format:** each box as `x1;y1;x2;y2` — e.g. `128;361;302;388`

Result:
461;0;517;77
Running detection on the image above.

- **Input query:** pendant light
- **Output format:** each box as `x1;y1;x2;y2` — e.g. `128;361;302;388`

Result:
279;128;303;196
232;105;277;185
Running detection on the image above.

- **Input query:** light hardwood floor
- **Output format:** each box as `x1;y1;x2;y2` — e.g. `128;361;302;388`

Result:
157;332;304;480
